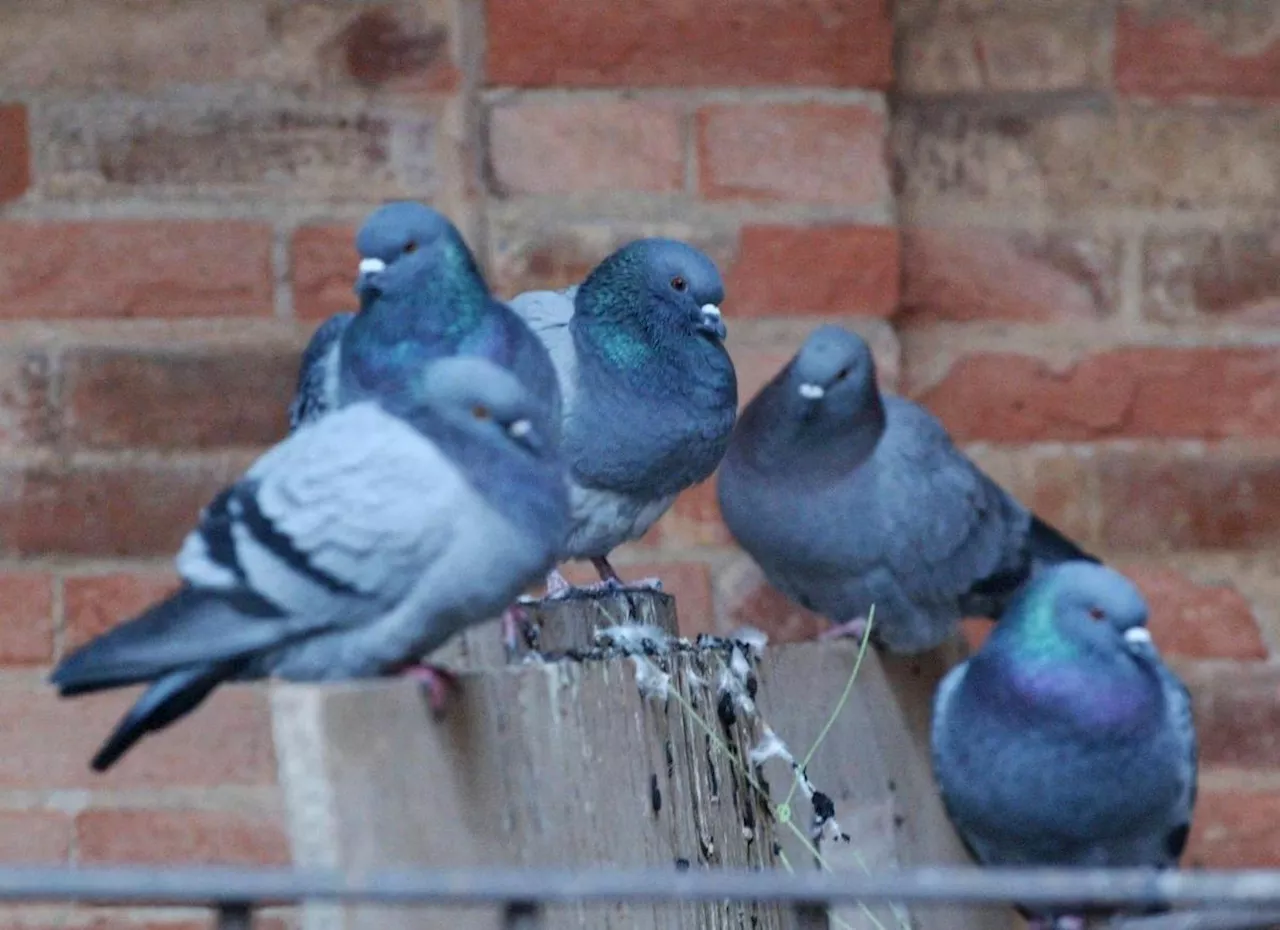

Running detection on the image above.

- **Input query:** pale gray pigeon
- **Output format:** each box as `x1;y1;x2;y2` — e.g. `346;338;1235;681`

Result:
717;324;1097;654
509;238;737;596
52;357;569;771
932;561;1197;929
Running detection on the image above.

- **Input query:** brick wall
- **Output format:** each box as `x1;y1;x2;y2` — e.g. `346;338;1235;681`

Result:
0;1;1276;919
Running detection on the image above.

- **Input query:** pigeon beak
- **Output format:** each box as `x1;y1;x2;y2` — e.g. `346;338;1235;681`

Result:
696;303;727;341
1123;627;1153;647
354;257;387;299
797;383;825;400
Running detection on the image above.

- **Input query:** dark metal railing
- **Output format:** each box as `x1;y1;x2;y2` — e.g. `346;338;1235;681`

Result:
5;866;1280;930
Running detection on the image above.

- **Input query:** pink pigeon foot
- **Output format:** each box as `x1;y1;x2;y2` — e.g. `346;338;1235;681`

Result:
397;663;458;714
501;603;530;657
818;616;869;643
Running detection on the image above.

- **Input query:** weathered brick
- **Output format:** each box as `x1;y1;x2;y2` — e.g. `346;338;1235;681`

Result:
488;98;685;196
1144;227;1280;323
1188;783;1280;868
41;100;460;202
63;571;181;652
1098;446;1280;551
894;100;1280;213
0;2;458;94
1116;2;1280;101
697;103;889;207
899;7;1112;95
914;348;1280;443
901;227;1119;323
0;222;273;319
486;0;891;88
0;682;276;788
0;572;54;665
714;556;828;643
0;811;71;863
0;458;250;558
0;103;30;203
1179;662;1280;771
77;808;290;866
641;479;732;549
291;225;358;322
726;226;899;319
1121;564;1268;661
63;347;295;451
0;351;56;451
962;445;1099;551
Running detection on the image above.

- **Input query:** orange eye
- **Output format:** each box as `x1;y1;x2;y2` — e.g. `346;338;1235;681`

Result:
404;241;418;254
671;275;687;292
471;404;491;421
1088;607;1106;621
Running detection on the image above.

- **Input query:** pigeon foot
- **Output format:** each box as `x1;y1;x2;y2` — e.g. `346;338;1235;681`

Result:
396;663;458;714
818;616;869;642
500;603;530;658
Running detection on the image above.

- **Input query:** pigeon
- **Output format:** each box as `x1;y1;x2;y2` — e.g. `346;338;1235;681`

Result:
716;324;1097;654
289;202;562;445
931;561;1197;930
509;238;737;595
51;357;570;772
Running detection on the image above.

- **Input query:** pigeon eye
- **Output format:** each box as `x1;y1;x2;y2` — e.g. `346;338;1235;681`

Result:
471;404;491;421
1088;607;1106;622
404;241;418;254
835;366;852;381
671;275;687;292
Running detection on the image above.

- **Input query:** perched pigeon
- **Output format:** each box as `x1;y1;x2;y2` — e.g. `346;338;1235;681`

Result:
289;202;562;445
716;325;1096;654
931;562;1197;930
509;239;737;594
51;357;569;771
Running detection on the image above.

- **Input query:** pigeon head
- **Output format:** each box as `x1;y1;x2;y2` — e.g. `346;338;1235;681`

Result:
353;201;480;304
578;239;728;352
791;325;876;404
417;357;553;459
995;561;1153;660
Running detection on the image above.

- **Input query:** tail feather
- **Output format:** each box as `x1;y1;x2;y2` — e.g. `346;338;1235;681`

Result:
51;587;288;697
1026;514;1100;567
90;661;245;771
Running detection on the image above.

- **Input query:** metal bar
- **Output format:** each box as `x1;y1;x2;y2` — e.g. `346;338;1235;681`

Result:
215;903;253;930
502;900;544;930
1112;908;1280;930
1;866;1280;908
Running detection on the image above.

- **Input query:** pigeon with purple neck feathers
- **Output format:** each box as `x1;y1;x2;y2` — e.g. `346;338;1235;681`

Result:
51;357;569;771
717;324;1096;654
932;561;1197;930
508;239;737;595
289;201;562;446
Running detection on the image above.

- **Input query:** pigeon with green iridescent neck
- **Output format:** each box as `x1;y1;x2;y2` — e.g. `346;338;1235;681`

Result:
509;239;737;595
932;561;1197;930
717;325;1097;654
288;202;562;446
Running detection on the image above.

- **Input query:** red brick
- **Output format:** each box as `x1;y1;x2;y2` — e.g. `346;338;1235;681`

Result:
0;222;272;320
0;811;71;863
485;0;891;89
0;682;276;788
489;99;685;196
1188;785;1280;868
725;226;899;319
63;572;180;652
697;103;889;206
0;3;457;94
77;808;289;866
714;557;828;644
642;479;732;549
1098;447;1280;551
899;7;1112;95
1116;4;1280;101
964;448;1098;551
291;225;357;322
901;227;1119;323
40;101;458;202
1163;662;1280;771
0;458;250;558
63;347;295;450
0;104;30;202
0;914;210;930
0;572;54;665
1121;565;1267;661
1144;227;1280;323
551;560;714;636
915;348;1280;444
0;351;57;451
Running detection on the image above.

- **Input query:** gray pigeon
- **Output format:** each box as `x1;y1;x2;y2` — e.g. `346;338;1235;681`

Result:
510;239;737;595
931;561;1197;930
289;202;562;446
51;357;569;771
717;324;1097;654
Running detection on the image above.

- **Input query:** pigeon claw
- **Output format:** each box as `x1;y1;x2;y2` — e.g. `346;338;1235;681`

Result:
397;663;458;715
818;616;869;643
